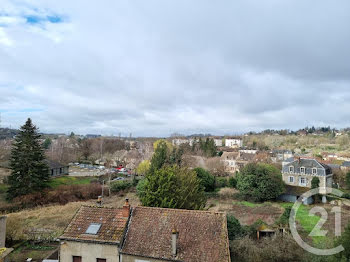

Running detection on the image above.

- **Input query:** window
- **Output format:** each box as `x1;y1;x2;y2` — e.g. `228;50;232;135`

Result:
300;167;305;174
312;168;317;175
300;177;307;186
73;256;82;262
85;223;101;235
289;166;294;173
97;259;106;262
289;176;294;183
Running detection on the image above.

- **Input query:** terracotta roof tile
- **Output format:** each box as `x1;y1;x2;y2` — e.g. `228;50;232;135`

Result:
121;206;231;262
60;206;128;244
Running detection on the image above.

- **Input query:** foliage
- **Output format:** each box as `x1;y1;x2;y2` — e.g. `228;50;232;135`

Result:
140;165;206;210
149;140;170;173
335;222;350;261
311;177;320;189
149;140;184;173
236;163;285;202
227;215;245;240
228;177;237;188
276;206;291;226
346;171;350;189
12;183;102;207
110;180;132;193
230;234;307;262
192;138;217;157
136;178;147;198
153;139;172;151
136;160;150;175
194;167;215;192
215;177;229;188
42;138;52;149
7;118;50;200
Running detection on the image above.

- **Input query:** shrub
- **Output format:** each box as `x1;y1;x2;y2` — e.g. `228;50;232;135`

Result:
140;165;206;210
194;167;215;192
236;163;285;202
136;178;147;198
110;181;132;193
230;234;307;262
227;215;245;240
228;177;237;188
216;177;229;188
12;183;102;207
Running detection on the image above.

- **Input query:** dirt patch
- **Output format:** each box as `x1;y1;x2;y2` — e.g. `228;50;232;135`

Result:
208;198;284;225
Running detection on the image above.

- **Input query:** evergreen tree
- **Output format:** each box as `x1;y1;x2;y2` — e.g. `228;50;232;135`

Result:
42;137;52;149
7;118;49;200
149;140;169;173
140;165;206;210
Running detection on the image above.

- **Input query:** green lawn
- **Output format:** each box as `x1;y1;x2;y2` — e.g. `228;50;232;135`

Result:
0;183;8;194
280;203;326;245
234;201;273;208
48;176;96;188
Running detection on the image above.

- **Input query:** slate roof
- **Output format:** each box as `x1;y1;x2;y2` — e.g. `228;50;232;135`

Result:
60;206;128;244
120;206;231;262
342;161;350;167
44;159;67;169
282;158;332;176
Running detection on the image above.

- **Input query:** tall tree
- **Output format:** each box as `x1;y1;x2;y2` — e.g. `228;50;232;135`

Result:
149;140;169;173
140;165;206;210
7;118;49;199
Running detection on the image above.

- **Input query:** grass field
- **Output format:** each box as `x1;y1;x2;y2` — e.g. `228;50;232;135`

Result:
48;176;96;188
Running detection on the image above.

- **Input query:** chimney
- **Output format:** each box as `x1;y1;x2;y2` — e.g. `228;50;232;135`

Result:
97;195;103;207
171;228;178;257
122;198;130;218
0;216;6;248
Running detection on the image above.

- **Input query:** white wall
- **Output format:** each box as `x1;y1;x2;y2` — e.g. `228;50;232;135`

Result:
60;241;119;262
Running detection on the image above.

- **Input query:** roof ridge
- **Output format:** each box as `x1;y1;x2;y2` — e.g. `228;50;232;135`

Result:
81;205;123;210
135;206;226;216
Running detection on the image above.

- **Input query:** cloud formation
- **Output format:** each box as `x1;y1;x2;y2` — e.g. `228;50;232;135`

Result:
0;0;350;136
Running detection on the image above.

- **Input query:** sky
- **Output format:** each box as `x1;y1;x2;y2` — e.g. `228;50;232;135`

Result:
0;0;350;137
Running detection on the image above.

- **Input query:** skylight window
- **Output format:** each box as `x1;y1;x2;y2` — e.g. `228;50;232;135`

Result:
85;223;101;235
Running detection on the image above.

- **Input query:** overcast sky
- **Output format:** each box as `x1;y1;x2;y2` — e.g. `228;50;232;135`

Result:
0;1;349;137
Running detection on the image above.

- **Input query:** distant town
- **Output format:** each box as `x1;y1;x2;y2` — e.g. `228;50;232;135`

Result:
1;121;350;261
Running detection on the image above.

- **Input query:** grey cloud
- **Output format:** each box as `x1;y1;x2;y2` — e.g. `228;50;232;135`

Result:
0;0;350;136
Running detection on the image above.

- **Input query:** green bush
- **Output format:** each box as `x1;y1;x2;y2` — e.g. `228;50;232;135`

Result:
227;215;245;240
110;180;132;193
215;177;229;188
194;167;215;192
228;177;237;188
236;163;285;202
136;178;147;198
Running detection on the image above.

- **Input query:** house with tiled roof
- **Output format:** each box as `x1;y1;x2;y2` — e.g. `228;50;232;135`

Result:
120;206;231;262
59;201;130;262
59;203;231;262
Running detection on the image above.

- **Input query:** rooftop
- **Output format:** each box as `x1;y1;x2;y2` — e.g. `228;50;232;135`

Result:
120;206;231;262
60;205;128;244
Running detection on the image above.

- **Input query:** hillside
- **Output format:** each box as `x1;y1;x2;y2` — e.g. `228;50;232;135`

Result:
0;128;18;140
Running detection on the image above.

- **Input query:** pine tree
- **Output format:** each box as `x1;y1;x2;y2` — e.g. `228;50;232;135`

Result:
7;118;49;200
